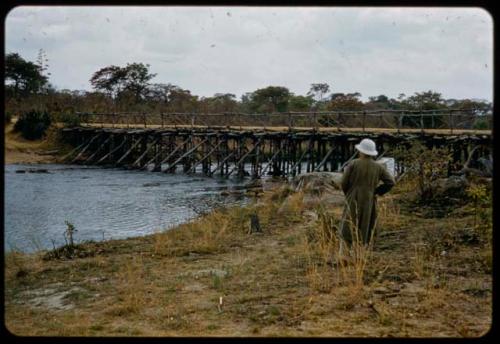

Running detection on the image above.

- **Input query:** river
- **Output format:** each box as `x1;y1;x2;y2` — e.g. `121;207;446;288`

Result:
4;164;251;253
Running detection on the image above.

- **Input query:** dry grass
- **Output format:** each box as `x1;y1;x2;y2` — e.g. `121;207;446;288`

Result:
4;177;492;337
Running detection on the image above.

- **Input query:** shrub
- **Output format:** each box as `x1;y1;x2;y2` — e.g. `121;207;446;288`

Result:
58;112;81;127
472;118;490;130
393;141;452;202
13;110;52;140
5;112;12;124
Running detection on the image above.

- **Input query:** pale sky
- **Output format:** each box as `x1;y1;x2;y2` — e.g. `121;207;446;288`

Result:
4;6;493;102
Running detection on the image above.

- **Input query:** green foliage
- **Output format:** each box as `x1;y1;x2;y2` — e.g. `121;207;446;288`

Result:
393;141;452;202
13;110;52;140
288;95;314;111
307;83;330;102
404;90;446;110
90;62;156;102
466;182;492;241
3;52;494;118
5;52;49;97
472;118;490;130
64;220;77;247
327;92;364;111
58;113;82;127
248;86;291;113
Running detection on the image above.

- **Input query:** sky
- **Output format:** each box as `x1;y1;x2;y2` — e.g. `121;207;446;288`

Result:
4;6;494;102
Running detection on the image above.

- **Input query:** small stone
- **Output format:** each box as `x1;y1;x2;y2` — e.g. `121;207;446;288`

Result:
373;286;390;294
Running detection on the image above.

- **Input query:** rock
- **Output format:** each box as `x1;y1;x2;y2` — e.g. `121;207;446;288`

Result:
373;286;390;294
27;168;49;173
142;182;161;187
401;282;427;295
431;175;468;199
180;269;229;279
290;172;343;195
182;282;206;292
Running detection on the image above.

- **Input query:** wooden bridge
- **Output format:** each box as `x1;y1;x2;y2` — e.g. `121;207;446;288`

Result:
60;110;492;179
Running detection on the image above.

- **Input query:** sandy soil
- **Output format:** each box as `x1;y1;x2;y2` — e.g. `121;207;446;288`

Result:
4;123;59;164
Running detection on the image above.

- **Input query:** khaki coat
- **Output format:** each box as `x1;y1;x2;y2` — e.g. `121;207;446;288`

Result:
340;157;395;244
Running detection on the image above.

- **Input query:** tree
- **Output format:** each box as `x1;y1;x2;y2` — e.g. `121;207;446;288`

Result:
5;52;48;97
145;83;176;105
200;93;238;113
288;95;314;111
166;86;199;112
404;90;446;110
89;65;126;98
307;83;330;102
89;62;156;102
364;94;404;110
248;86;291;113
447;99;492;116
122;63;157;102
327;92;364;111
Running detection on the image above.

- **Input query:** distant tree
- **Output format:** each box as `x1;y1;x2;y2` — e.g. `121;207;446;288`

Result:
327;92;364;111
89;65;127;98
122;63;157;102
365;94;390;110
447;99;492;116
145;83;176;105
239;92;254;113
249;86;291;112
307;83;330;102
90;62;156;102
200;93;238;113
36;49;51;78
5;52;48;97
167;86;199;112
288;95;314;111
404;90;446;110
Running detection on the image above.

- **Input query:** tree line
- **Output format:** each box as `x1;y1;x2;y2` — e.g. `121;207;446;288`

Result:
5;51;493;119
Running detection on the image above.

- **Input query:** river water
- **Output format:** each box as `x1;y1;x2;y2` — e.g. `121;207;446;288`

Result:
4;164;251;253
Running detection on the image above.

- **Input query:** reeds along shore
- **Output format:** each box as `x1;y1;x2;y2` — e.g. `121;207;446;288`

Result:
4;171;492;337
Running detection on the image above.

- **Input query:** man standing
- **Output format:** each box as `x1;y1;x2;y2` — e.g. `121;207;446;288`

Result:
340;138;395;246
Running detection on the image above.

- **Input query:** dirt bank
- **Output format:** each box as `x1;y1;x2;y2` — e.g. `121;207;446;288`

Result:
4;122;63;164
4;176;492;337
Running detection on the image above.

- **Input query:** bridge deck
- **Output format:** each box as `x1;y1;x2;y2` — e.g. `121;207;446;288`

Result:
70;123;492;136
60;124;492;179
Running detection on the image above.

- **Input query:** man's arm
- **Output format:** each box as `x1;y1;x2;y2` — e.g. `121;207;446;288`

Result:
375;165;395;196
341;162;353;195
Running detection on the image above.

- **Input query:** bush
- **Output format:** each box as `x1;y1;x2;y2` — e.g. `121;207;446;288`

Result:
472;118;490;130
58;112;81;127
393;141;452;203
13;110;52;140
5;112;12;124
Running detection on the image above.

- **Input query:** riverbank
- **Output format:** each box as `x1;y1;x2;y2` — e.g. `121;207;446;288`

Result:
4;122;68;164
4;175;492;337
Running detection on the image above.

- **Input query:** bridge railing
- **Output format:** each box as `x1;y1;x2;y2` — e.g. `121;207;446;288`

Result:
74;110;492;133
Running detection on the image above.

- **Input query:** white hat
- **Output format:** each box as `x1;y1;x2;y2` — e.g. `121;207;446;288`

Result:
355;138;378;156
